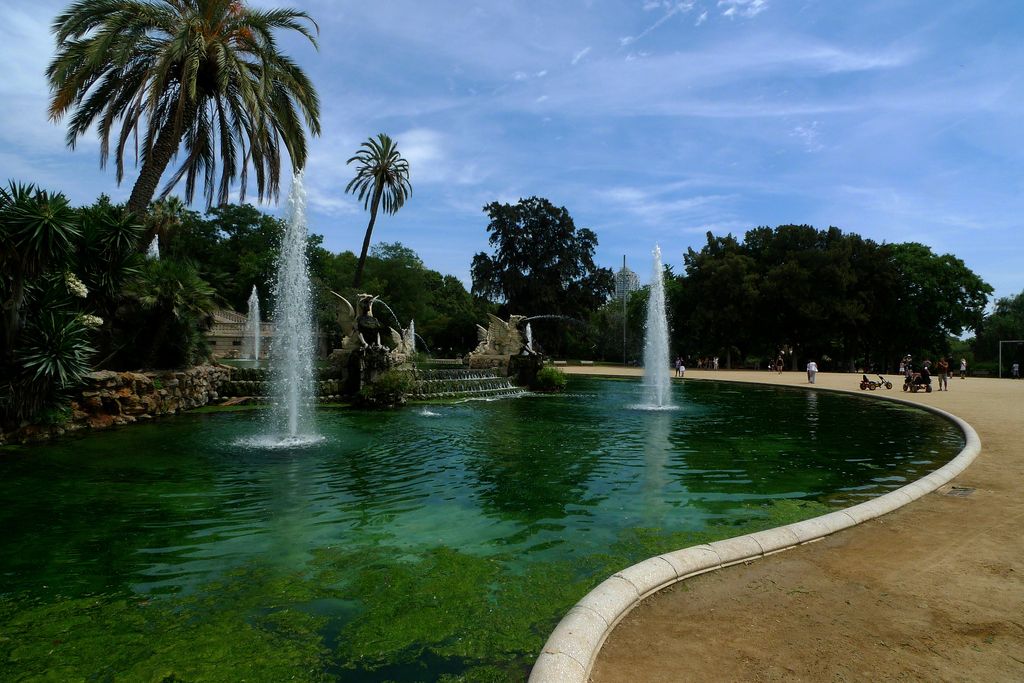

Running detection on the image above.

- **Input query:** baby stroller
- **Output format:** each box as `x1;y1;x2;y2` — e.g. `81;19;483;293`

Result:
903;370;932;393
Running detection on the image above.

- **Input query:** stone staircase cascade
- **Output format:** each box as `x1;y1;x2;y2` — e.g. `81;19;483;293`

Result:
412;367;525;400
219;367;346;402
219;365;526;401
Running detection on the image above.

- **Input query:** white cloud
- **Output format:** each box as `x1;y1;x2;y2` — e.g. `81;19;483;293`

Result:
719;0;769;19
0;8;53;96
601;184;733;226
572;47;592;65
394;128;485;186
306;188;360;217
696;10;708;26
790;121;823;152
619;1;696;47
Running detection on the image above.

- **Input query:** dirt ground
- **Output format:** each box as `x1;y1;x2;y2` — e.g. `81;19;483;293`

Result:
562;366;1024;682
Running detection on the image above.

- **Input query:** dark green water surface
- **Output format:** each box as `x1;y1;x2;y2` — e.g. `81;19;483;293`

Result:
0;377;963;681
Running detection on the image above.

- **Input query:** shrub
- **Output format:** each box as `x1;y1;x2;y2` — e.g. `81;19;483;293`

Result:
0;184;100;427
357;369;414;408
534;365;567;392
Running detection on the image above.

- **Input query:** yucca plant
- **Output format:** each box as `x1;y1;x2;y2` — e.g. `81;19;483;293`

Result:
1;277;95;426
0;182;80;361
16;313;94;390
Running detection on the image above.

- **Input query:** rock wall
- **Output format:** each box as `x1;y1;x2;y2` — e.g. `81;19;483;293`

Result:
0;365;230;445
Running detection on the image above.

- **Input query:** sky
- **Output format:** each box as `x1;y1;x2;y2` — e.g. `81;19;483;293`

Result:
2;0;1022;302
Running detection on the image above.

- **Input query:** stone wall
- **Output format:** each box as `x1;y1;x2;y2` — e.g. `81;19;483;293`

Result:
0;365;230;445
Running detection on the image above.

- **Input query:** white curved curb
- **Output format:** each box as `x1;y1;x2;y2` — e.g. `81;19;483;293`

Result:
529;395;982;682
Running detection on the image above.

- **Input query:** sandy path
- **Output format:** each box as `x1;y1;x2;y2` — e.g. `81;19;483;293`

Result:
559;366;1024;682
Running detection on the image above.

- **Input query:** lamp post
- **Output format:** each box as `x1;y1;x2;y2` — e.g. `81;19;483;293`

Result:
622;255;627;366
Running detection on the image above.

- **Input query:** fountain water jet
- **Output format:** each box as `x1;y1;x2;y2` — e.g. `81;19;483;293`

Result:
265;173;320;445
245;286;261;361
525;323;534;353
640;245;674;410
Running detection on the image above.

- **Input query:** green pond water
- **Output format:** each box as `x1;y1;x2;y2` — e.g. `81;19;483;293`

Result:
0;377;963;681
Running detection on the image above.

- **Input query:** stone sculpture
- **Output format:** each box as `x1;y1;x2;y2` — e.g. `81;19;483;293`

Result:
468;314;532;371
326;291;412;391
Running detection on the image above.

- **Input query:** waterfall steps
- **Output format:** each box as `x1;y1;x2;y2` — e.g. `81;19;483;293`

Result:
219;365;527;402
413;368;526;400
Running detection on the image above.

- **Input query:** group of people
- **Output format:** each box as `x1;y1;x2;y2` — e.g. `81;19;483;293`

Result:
898;355;967;391
799;355;975;388
674;356;719;377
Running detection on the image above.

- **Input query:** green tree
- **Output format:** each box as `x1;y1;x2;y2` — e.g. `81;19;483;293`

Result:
114;259;217;368
1;184;144;425
471;197;613;316
673;226;991;372
47;0;321;217
679;233;760;367
0;183;81;358
345;133;412;288
886;242;992;358
143;196;189;254
971;291;1024;371
320;243;487;356
74;196;147;364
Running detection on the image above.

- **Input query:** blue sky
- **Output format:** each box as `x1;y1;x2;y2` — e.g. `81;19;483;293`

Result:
2;0;1022;302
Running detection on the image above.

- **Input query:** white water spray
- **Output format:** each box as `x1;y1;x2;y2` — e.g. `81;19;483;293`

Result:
525;323;534;353
147;236;160;259
245;286;261;361
641;245;673;409
267;173;319;444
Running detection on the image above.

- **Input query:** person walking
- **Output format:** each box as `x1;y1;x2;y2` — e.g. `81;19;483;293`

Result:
960;357;967;379
937;358;949;391
675;356;683;377
1013;361;1020;379
806;359;818;384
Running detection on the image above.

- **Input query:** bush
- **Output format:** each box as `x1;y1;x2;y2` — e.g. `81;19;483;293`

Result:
534;365;567;392
357;369;414;408
0;184;104;427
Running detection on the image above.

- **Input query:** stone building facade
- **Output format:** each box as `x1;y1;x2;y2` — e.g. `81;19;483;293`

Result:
207;309;272;359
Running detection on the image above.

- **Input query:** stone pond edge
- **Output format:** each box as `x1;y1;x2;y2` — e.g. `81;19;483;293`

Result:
528;383;983;683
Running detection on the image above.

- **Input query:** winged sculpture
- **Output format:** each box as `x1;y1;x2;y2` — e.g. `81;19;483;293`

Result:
472;314;527;357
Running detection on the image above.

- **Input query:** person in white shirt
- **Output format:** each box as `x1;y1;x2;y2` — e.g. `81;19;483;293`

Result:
806;360;818;384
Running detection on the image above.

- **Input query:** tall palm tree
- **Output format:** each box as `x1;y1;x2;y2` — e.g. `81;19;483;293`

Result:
47;0;321;217
345;133;412;288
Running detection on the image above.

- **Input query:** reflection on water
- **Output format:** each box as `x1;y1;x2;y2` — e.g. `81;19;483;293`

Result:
0;377;963;681
806;389;819;440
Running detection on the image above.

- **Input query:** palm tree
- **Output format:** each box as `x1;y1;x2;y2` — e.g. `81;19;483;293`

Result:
345;133;412;288
126;258;217;367
47;0;321;217
144;196;189;255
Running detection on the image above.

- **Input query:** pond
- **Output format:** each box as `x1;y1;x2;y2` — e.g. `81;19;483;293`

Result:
0;377;963;681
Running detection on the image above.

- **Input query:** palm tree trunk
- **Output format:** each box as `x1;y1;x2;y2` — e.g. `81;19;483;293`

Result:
352;185;383;288
126;105;192;225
